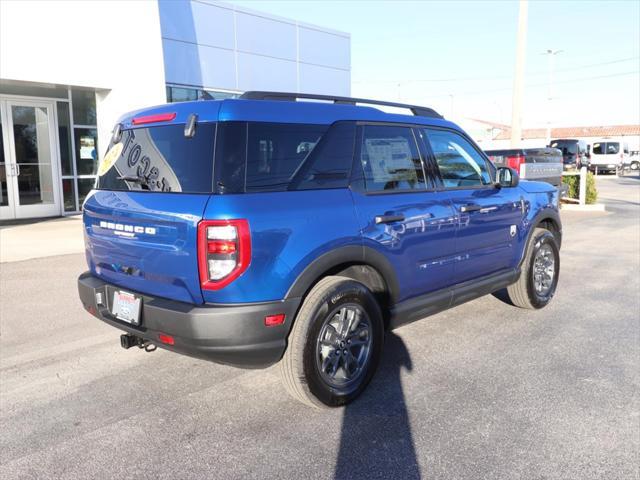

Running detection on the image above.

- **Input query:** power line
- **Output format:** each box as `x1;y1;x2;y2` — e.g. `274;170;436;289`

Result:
459;70;639;96
397;70;639;99
352;56;640;84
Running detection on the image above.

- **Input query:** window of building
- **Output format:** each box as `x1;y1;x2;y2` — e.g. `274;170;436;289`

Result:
360;125;427;192
166;85;240;103
62;178;76;212
422;128;491;188
71;89;97;126
55;87;100;212
57;102;73;176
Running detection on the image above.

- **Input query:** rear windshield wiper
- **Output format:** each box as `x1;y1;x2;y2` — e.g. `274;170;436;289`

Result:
117;175;151;190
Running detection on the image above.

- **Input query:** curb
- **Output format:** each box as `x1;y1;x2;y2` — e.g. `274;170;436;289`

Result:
560;203;606;212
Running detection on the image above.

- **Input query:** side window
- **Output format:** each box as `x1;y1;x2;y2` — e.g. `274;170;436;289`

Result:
606;143;620;154
245;123;328;192
291;122;355;190
360;125;427;192
423;129;492;188
592;143;604;155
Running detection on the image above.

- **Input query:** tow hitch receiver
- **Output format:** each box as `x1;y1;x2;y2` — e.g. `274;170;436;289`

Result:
120;334;157;352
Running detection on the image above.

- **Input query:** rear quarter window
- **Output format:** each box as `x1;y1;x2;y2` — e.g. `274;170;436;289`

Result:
214;122;355;193
97;123;216;193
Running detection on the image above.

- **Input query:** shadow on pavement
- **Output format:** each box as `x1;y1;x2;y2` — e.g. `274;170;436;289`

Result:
334;331;421;479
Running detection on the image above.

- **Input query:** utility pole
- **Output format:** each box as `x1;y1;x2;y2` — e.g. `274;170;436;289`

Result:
543;49;563;146
510;0;528;148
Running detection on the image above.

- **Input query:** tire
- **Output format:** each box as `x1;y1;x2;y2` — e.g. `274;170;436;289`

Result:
505;228;560;309
631;161;639;171
279;276;384;408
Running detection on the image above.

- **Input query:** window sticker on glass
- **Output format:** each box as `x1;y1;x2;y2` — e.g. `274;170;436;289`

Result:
364;137;415;184
80;136;96;160
98;142;123;176
107;129;182;192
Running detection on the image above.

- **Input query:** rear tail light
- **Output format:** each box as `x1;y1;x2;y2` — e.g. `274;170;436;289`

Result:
505;154;524;175
198;219;251;290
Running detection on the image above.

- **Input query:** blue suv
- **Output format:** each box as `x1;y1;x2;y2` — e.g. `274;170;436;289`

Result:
78;92;561;407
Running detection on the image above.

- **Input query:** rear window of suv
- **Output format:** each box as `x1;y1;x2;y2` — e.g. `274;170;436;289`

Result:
97;123;216;193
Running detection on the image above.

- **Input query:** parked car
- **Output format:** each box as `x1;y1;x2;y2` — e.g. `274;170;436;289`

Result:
587;139;629;174
78;92;562;408
549;138;589;170
623;150;640;171
484;147;566;196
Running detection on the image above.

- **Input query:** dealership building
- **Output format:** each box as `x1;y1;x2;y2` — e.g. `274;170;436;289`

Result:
0;0;350;220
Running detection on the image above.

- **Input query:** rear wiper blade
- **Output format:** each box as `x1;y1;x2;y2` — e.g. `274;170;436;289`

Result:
117;175;151;189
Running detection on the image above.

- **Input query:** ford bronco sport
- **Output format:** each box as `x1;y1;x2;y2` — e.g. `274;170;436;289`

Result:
78;92;561;408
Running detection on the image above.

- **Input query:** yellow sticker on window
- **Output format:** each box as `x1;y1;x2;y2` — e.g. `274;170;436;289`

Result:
98;142;123;176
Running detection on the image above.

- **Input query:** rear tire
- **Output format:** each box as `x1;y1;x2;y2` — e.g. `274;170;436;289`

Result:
505;228;560;309
279;276;384;408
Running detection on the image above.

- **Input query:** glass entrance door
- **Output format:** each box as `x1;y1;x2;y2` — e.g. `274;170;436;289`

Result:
0;99;61;220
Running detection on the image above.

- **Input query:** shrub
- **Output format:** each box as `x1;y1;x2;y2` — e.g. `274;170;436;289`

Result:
562;172;598;204
585;172;598;204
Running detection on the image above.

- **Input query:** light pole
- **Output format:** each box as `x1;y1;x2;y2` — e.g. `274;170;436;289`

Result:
543;49;563;145
510;0;528;148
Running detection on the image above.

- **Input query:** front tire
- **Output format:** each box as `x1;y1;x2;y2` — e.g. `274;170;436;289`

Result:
506;228;560;309
279;276;384;408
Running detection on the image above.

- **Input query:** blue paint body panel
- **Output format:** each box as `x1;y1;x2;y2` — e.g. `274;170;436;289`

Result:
85;99;560;309
200;189;360;303
351;190;457;302
83;190;209;304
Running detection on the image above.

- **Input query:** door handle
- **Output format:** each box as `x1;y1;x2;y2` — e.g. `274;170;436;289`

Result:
15;164;20;177
459;204;483;213
375;214;405;224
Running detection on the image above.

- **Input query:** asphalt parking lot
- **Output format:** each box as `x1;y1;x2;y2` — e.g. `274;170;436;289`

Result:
1;174;638;480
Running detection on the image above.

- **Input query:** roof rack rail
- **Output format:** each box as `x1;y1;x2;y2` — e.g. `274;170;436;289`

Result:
239;91;443;119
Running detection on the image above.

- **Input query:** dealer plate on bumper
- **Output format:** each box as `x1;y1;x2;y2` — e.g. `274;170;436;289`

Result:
112;290;141;325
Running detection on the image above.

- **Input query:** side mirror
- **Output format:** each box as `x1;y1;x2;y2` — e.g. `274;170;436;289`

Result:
496;167;519;188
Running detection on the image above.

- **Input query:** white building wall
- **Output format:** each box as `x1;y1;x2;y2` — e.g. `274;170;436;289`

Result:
0;0;167;157
158;0;351;96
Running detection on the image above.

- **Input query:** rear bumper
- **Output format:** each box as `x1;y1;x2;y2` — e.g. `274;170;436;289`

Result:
588;164;617;172
78;272;300;368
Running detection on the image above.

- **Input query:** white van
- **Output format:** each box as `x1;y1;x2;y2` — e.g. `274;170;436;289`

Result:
588;139;629;174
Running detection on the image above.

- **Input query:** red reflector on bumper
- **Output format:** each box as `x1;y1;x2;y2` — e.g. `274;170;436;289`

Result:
264;314;286;327
158;333;175;345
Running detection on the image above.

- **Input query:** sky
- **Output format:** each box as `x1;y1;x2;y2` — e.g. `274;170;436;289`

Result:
230;0;640;128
